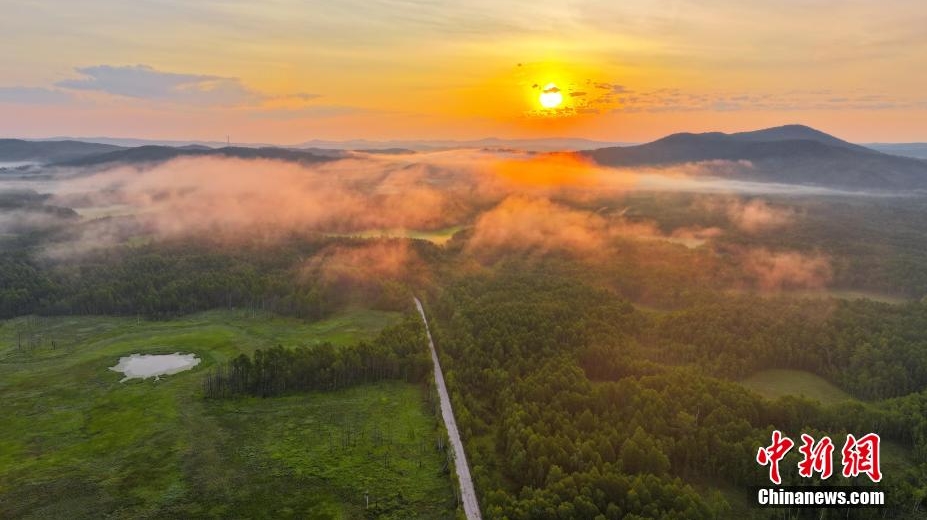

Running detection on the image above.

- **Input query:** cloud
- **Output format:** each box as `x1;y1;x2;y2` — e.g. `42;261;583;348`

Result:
742;248;833;291
0;86;72;105
0;209;73;233
289;93;323;102
46;153;477;249
725;199;794;233
41;215;147;260
556;77;925;115
30;148;844;300
487;153;637;195
668;226;723;247
465;193;721;261
2;64;339;112
609;89;926;114
302;240;427;287
467;196;609;257
38;149;806;256
591;82;629;93
31;150;631;256
698;197;795;233
56;65;272;106
522;68;905;120
15;148;850;301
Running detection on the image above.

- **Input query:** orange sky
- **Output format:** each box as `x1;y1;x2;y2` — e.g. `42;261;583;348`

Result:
1;0;925;143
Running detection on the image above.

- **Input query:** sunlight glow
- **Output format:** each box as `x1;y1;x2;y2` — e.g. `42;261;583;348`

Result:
539;83;563;108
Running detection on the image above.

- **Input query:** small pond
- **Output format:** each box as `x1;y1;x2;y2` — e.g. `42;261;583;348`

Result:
109;353;201;382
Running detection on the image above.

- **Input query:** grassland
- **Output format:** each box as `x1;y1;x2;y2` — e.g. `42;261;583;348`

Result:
740;368;854;404
327;226;465;245
0;310;456;519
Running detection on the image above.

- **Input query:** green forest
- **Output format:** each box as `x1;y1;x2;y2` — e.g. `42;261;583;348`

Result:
428;265;927;518
2;190;927;519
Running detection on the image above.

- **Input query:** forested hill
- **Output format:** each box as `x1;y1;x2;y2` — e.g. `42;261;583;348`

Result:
0;139;124;164
54;145;343;167
582;125;927;191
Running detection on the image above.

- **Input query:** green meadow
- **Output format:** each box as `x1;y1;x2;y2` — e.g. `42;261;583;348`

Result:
0;310;456;519
740;369;855;405
327;226;465;245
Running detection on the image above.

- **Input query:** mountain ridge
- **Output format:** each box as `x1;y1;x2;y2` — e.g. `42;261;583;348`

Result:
0;139;125;164
56;145;342;167
583;125;927;190
5;126;927;191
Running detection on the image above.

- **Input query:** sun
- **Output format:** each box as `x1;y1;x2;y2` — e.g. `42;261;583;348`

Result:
539;83;563;109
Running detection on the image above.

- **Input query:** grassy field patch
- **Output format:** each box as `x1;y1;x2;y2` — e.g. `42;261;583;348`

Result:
0;310;455;519
327;227;465;245
740;369;855;404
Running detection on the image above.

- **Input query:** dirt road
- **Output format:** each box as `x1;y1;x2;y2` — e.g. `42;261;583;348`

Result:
414;297;482;520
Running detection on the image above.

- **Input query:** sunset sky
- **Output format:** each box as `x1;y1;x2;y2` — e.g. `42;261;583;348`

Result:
1;0;925;143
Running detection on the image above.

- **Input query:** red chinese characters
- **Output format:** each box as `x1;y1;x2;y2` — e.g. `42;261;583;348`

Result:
797;433;834;479
841;433;882;482
756;430;794;484
757;431;881;484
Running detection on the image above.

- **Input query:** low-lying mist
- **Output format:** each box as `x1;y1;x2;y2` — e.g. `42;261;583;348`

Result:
1;148;855;292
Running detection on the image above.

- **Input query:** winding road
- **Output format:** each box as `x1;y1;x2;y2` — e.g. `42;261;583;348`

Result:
414;297;482;520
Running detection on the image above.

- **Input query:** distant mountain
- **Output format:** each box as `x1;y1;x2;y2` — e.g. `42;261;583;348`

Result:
2;136;629;169
356;148;417;155
56;145;343;167
864;143;927;160
9;128;927;191
583;125;927;191
0;139;124;164
298;137;631;152
31;136;233;148
725;124;870;151
23;136;631;152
